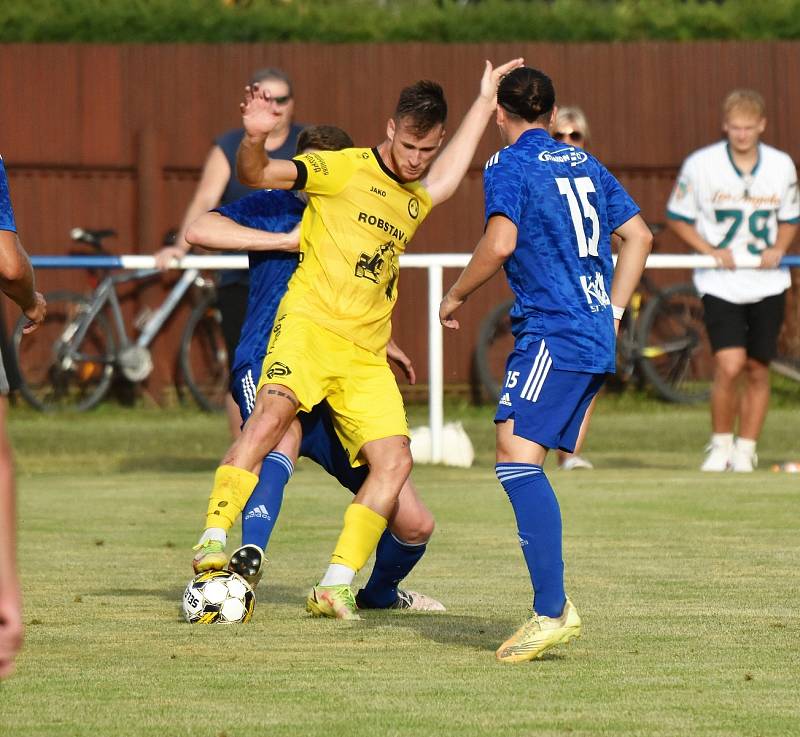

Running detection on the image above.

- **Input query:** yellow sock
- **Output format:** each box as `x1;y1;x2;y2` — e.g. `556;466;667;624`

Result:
204;465;259;530
330;503;388;572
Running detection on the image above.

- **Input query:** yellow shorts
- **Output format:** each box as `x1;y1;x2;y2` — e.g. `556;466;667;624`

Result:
258;312;408;466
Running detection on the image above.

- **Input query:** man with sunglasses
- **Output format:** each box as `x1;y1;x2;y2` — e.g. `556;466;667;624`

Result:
155;68;304;438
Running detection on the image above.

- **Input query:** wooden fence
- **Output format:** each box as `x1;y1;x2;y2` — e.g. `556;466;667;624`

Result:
2;42;799;401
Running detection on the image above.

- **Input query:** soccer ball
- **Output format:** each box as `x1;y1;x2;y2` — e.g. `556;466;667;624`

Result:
182;569;255;624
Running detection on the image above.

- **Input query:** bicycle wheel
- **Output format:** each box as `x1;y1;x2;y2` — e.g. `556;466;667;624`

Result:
12;290;115;411
180;292;228;412
636;283;712;403
474;299;514;401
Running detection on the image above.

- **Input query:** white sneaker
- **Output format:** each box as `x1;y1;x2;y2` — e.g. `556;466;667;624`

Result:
392;589;446;612
701;443;732;472
731;445;757;473
559;455;594;471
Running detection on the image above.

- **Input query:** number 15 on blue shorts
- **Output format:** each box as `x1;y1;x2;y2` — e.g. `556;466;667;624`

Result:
494;338;605;452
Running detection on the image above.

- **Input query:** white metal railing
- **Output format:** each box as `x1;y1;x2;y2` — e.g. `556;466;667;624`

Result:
31;252;800;462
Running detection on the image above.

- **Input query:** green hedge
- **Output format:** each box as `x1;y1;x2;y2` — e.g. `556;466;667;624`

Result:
4;0;800;43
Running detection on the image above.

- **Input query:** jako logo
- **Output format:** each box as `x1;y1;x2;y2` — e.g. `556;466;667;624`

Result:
538;148;588;167
265;362;291;379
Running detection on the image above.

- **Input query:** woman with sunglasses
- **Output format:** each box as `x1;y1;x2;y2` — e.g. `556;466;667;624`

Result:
551;106;596;470
155;68;304;438
552;106;590;148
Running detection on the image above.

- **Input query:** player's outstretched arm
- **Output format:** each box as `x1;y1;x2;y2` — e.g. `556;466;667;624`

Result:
236;84;301;191
186;212;300;253
440;214;518;330
610;214;653;325
424;58;524;208
0;230;45;334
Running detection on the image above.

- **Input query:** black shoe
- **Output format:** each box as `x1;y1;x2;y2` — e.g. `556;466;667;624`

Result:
227;544;266;589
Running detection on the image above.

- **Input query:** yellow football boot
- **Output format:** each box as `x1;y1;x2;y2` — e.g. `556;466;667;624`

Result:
191;539;227;574
496;599;581;663
306;584;361;620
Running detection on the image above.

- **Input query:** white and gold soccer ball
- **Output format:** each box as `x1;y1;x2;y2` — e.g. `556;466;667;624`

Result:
182;569;255;624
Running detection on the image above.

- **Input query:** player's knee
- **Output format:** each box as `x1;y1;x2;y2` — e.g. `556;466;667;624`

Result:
413;510;435;542
391;511;434;545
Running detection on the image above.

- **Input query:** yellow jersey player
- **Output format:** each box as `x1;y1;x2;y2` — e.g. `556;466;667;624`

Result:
192;57;524;620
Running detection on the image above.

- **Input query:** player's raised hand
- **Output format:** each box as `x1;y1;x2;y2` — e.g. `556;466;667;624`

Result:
240;83;282;140
479;58;525;105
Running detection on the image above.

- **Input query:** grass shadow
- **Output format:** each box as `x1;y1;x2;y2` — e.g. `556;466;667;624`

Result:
359;611;518;654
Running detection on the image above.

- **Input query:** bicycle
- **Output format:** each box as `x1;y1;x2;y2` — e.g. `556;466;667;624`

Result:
474;274;714;404
12;228;228;412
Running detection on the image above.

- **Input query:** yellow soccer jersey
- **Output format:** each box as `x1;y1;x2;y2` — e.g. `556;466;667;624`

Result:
278;147;433;354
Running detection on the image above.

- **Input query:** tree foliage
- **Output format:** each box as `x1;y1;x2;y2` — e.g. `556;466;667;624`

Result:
3;0;800;43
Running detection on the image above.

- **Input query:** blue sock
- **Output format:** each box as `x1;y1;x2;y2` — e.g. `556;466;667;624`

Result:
241;452;293;551
496;463;565;618
357;530;427;608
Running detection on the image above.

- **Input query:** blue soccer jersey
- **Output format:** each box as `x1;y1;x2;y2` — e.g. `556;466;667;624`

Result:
214;189;306;375
484;128;640;373
0;157;18;232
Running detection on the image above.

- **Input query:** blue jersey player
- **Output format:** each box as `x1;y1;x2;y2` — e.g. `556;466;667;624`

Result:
440;68;652;662
185;125;444;612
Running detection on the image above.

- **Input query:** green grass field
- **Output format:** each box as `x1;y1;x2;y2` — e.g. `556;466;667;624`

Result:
2;398;800;737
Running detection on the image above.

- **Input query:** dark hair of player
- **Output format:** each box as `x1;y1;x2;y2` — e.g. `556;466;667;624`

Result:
249;67;294;97
296;125;354;154
393;81;448;136
497;67;555;124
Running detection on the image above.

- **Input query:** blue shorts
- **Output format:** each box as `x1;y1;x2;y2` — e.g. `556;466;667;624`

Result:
231;366;368;494
494;339;605;452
